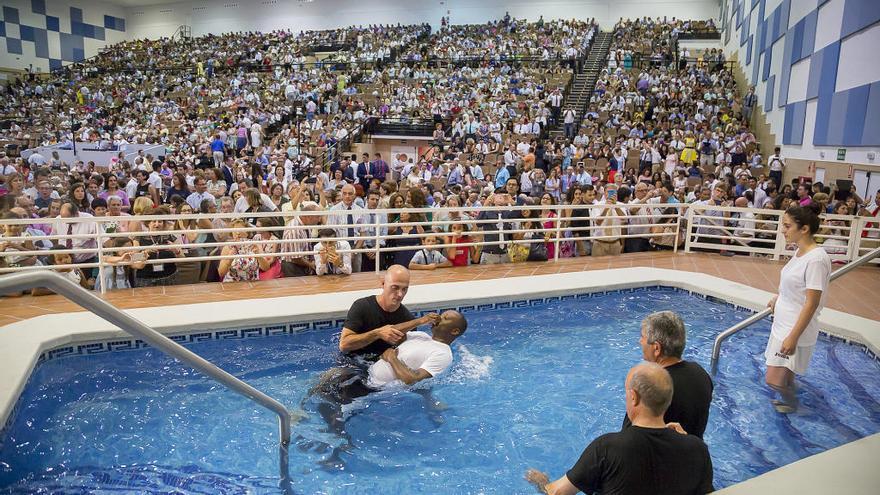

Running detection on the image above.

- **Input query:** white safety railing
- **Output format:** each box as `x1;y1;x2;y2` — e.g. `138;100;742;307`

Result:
0;203;877;294
683;204;879;264
710;245;880;373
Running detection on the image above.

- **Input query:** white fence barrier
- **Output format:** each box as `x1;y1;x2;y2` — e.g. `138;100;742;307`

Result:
0;203;877;294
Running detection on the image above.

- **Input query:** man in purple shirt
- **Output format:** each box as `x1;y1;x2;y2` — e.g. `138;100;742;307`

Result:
370;153;388;183
637;77;650;95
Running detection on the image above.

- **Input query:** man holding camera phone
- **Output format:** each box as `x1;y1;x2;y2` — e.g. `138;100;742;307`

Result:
314;228;352;276
592;185;626;257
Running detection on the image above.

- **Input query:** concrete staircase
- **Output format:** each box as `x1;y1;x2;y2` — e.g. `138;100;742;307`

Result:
548;31;612;141
727;52;777;160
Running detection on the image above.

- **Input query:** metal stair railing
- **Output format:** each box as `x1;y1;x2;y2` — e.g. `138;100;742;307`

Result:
0;270;297;482
710;246;880;374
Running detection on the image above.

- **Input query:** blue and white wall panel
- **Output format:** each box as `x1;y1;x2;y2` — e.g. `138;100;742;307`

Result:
723;0;880;166
0;0;127;73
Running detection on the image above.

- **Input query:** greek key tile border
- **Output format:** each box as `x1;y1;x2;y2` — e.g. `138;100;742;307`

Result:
5;285;878;440
32;286;878;366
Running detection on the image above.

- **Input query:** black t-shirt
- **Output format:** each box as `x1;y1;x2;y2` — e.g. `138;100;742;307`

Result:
566;426;713;495
134;182;151;198
622;360;713;439
342;296;415;359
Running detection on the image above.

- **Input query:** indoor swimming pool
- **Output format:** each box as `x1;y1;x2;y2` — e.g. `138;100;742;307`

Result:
1;287;878;494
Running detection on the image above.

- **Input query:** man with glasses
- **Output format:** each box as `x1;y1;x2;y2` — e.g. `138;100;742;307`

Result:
34;181;56;210
360;190;387;272
328;184;366;272
693;182;733;254
186;177;215;211
476;190;519;264
624;182;653;252
50;200;98;278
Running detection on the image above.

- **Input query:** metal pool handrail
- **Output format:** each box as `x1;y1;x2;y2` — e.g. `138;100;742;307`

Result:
710;246;880;374
0;270;295;481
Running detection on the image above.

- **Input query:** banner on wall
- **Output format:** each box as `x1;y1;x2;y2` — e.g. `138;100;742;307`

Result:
390;145;416;180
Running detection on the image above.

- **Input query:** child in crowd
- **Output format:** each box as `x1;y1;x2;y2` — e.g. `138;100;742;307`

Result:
31;247;94;296
445;222;480;267
0;211;38;270
409;232;453;270
314;228;352;276
507;228;531;263
94;237;134;292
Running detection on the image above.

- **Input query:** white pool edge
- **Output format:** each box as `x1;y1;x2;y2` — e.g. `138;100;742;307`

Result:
714;433;880;494
1;267;878;492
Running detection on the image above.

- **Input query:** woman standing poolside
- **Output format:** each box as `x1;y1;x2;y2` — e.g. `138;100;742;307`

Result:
765;203;832;413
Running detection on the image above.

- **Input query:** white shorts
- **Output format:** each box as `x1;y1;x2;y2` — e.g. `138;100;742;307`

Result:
764;334;815;375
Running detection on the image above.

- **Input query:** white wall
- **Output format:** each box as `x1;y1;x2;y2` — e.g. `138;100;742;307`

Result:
126;0;722;39
835;23;880;93
0;0;128;72
722;0;880;167
679;39;724;52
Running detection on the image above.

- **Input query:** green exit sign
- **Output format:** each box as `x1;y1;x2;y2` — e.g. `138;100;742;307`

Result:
837;148;846;160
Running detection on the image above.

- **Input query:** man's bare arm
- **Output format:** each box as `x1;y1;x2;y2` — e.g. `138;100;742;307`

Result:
381;348;433;385
338;313;439;352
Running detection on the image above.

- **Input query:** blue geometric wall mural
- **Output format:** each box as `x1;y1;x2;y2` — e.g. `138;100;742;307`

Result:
0;1;125;71
728;0;880;147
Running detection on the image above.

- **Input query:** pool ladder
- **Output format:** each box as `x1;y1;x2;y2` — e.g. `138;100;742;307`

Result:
0;271;298;488
710;246;880;374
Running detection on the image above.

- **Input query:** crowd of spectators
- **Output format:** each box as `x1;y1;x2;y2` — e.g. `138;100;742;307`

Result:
358;62;574;139
402;14;596;62
1;16;878;293
323;24;430;64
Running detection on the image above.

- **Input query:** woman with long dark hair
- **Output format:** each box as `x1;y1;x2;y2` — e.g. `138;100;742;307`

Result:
165;173;190;204
764;203;832;413
67;183;91;213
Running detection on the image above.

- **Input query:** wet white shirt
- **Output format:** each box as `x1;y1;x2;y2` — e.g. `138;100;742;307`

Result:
368;332;452;387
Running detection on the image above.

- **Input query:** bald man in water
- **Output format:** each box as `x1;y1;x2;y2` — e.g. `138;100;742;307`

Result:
339;264;440;361
525;362;713;495
304;266;462;464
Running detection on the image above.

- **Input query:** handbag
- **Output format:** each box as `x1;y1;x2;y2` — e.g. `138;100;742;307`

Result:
526;239;549;261
259;259;283;280
650;224;681;248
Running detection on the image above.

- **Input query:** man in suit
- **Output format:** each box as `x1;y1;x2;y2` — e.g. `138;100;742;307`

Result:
356;152;373;185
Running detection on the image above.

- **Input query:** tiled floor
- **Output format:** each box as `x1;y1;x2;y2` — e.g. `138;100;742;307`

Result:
1;251;877;326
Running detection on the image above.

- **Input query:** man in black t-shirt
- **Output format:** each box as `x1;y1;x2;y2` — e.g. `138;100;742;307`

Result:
302;265;439;464
339;264;439;360
525;363;714;495
621;311;714;439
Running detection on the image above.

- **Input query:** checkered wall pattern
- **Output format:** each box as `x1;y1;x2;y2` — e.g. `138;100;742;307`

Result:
1;0;125;71
724;0;880;147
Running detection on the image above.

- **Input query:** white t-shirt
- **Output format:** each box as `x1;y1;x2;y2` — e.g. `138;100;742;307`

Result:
233;193;276;213
771;247;832;346
368;331;453;388
410;248;449;266
768;154;784;172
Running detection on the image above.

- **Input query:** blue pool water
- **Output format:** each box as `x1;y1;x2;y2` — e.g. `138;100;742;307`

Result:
1;288;879;494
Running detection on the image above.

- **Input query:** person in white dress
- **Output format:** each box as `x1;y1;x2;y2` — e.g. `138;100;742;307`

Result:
250;122;263;149
765;203;832;413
